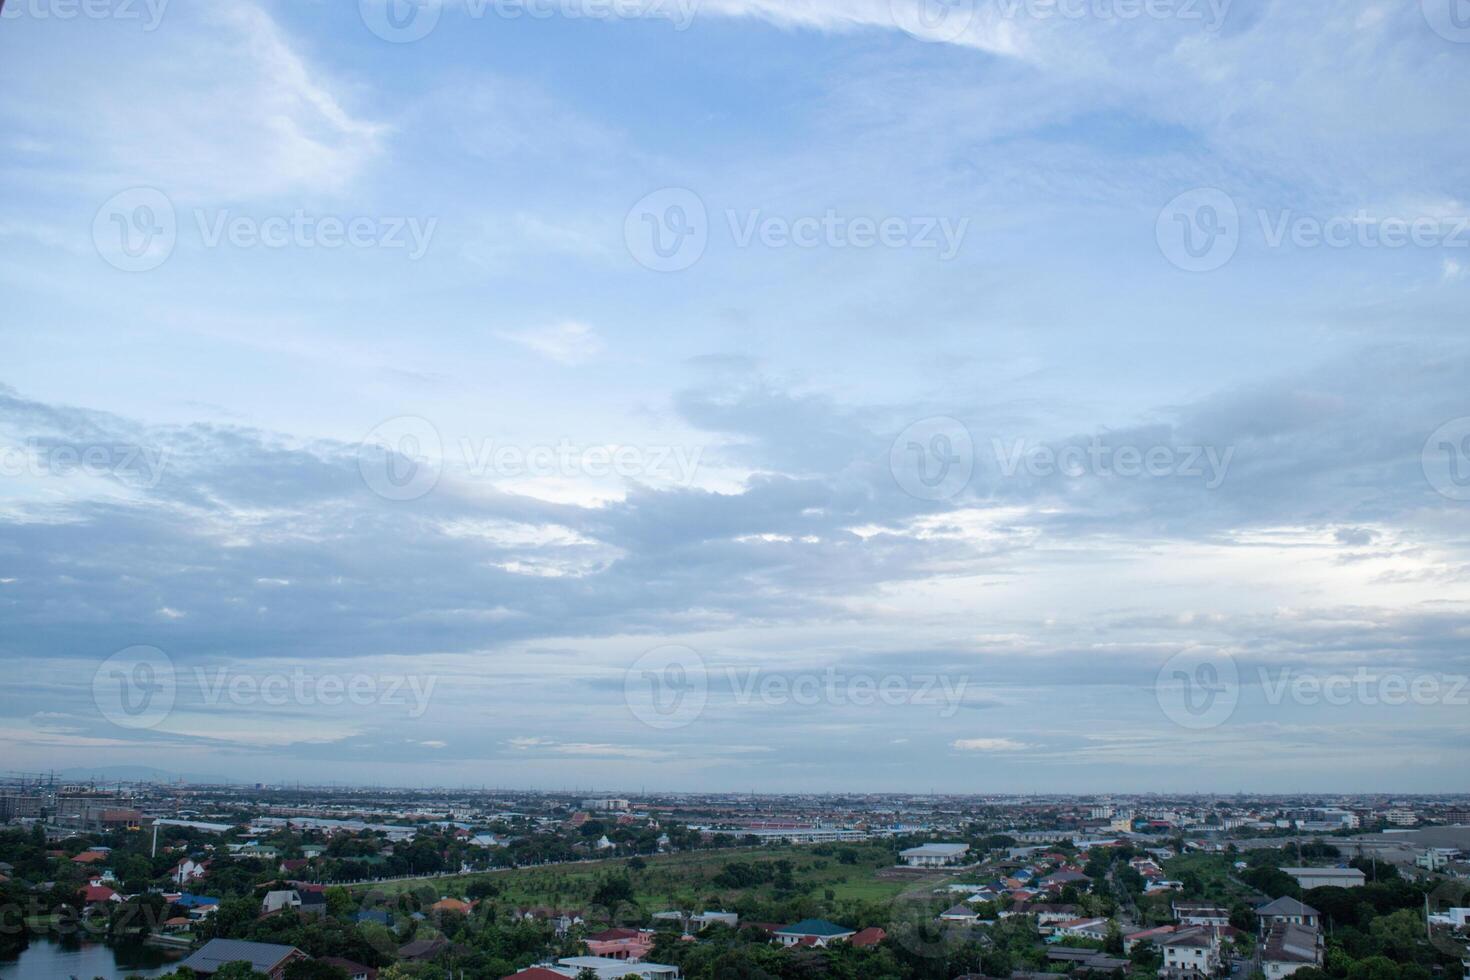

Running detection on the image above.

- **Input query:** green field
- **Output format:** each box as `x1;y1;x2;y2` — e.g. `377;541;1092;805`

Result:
349;844;952;912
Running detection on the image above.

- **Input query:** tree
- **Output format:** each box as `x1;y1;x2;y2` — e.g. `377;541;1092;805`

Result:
284;962;350;980
213;964;270;980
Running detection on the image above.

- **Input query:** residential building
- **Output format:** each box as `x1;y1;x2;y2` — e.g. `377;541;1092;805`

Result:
553;956;680;979
177;939;308;979
319;958;377;980
773;918;856;946
1157;927;1222;979
1257;897;1320;930
938;904;979;924
1261;922;1323;979
170;857;209;886
1172;902;1230;926
1054;917;1110;941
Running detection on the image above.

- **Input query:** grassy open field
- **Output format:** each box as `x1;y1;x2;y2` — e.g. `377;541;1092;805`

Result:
348;844;955;911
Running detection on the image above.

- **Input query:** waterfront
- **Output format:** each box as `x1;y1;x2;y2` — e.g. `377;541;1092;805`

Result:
0;937;183;979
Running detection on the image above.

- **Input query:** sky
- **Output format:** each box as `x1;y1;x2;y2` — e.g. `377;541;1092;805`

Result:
1;0;1469;794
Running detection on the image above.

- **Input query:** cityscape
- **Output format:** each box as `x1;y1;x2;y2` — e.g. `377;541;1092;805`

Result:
3;0;1470;977
1;777;1469;978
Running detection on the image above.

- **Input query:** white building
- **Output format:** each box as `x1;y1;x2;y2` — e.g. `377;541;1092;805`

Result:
1429;908;1470;928
1157;927;1222;979
1172;902;1229;926
899;842;970;868
1282;867;1366;890
553;956;679;979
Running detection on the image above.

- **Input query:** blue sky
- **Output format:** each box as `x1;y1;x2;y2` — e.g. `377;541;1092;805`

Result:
1;0;1469;792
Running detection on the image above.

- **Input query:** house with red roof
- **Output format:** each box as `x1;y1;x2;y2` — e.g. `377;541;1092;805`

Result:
80;883;122;906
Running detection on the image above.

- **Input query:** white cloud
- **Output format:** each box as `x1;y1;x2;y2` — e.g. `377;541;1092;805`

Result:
496;321;604;365
2;0;385;202
951;737;1034;752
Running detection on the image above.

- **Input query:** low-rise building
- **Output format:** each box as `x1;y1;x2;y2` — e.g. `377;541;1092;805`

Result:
1257;896;1320;930
1261;922;1323;979
1157;926;1222;979
1282;867;1366;890
177;939;308;979
898;843;970;868
773;918;856;946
